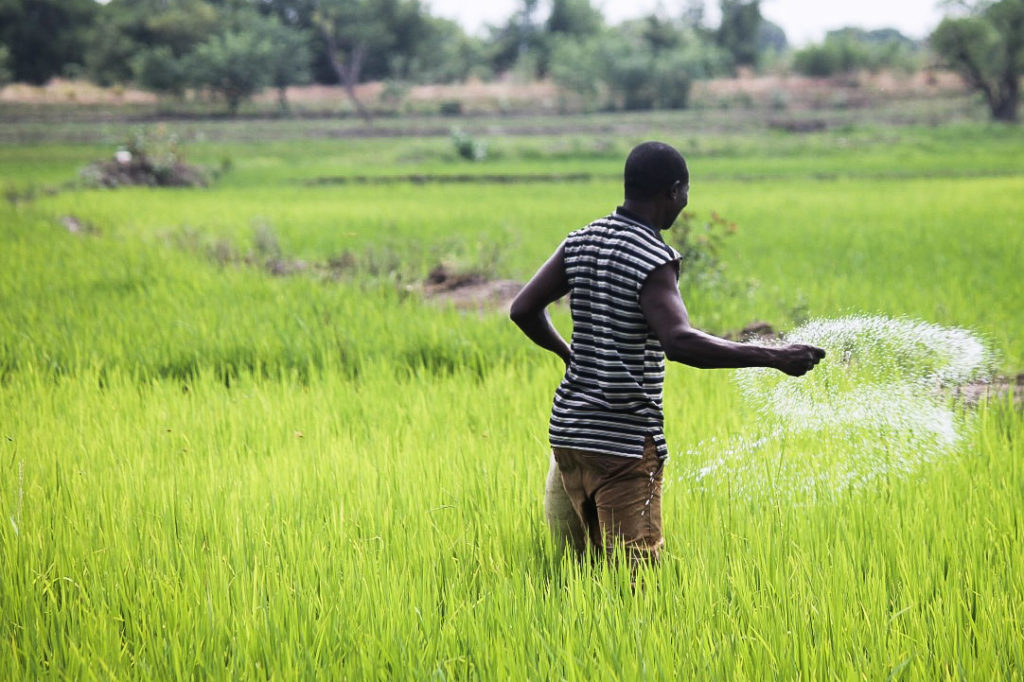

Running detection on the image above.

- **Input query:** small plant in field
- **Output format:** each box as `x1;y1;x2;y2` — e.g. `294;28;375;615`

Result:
80;126;209;188
250;219;282;260
667;210;737;289
450;127;487;161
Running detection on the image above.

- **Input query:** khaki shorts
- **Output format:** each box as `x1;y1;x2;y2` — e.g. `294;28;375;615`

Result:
548;436;664;562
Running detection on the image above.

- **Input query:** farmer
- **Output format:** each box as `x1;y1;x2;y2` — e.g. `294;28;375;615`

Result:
510;141;825;564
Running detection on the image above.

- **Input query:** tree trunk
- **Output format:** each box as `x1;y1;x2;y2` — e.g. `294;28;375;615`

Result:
338;45;372;125
319;26;373;125
991;71;1019;122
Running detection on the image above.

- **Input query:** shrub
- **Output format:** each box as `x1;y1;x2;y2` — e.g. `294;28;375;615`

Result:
450;128;487;161
80;127;209;188
667;210;737;289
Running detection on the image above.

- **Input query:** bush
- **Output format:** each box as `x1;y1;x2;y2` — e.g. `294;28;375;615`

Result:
450;127;487;161
550;25;729;112
666;210;737;290
439;100;463;116
80;127;209;188
133;46;187;97
186;30;274;114
792;28;923;77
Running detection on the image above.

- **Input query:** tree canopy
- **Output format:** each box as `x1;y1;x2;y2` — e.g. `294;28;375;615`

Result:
930;0;1024;121
0;0;1006;119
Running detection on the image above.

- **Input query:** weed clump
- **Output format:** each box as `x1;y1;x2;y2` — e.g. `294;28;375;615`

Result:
81;127;209;188
450;127;487;161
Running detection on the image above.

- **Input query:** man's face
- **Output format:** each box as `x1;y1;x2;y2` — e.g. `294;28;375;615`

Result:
666;180;689;227
676;181;689;211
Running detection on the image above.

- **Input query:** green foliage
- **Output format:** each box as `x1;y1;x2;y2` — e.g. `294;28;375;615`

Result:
259;19;313;112
405;17;486;84
550;19;730;111
79;126;209;187
484;0;544;76
716;0;763;69
449;127;488;161
667;210;738;290
546;0;604;37
757;19;788;54
85;0;221;86
187;27;275;114
930;0;1024;121
793;28;923;77
132;46;187;97
314;0;442;80
0;45;11;86
0;0;98;84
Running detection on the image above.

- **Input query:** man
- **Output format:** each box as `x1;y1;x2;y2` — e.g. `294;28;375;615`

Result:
510;141;825;564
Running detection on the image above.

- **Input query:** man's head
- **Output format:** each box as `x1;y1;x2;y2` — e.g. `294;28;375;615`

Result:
624;141;688;202
623;141;689;230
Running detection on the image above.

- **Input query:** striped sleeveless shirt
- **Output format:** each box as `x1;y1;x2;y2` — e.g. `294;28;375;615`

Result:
549;208;681;459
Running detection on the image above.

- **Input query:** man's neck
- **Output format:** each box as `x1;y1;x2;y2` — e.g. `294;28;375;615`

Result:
619;200;663;231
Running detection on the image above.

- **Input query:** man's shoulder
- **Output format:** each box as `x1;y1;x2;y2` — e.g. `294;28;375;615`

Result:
570;213;652;239
583;215;676;254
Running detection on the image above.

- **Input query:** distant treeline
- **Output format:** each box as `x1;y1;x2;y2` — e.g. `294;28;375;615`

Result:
0;0;1020;120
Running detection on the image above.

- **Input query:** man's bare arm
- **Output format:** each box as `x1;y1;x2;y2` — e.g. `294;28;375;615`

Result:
509;243;572;366
640;262;825;376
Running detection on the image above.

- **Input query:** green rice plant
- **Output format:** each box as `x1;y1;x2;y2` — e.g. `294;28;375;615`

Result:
1;117;1022;679
1;362;1021;678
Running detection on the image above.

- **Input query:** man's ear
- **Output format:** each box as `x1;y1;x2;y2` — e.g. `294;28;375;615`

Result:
668;180;683;199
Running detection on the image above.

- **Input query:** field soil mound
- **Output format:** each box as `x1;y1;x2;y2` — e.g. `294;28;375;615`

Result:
955;374;1024;407
420;263;523;313
82;153;207;188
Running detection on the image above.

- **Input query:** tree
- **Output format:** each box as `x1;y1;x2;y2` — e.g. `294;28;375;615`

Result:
406;16;486;83
931;0;1024;121
187;27;275;114
311;0;437;122
537;0;604;75
259;19;313;112
549;16;730;111
0;45;11;87
133;46;188;97
486;0;545;76
792;28;922;77
546;0;603;37
85;0;221;86
757;19;788;55
0;0;98;84
716;0;762;70
311;0;440;120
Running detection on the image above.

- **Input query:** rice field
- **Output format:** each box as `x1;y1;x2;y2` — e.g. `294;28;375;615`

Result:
1;113;1022;679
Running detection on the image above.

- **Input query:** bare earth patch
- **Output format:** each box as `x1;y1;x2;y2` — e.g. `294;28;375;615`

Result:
0;78;156;104
1;71;970;117
418;263;523;314
953;374;1024;407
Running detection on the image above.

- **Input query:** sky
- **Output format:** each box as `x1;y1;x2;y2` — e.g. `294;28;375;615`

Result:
424;0;949;46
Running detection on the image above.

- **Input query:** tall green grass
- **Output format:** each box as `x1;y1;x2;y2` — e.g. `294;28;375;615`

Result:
1;118;1022;678
2;364;1021;678
11;173;1024;367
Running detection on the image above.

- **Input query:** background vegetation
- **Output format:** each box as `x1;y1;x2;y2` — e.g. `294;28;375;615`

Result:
2;109;1022;677
1;0;1021;120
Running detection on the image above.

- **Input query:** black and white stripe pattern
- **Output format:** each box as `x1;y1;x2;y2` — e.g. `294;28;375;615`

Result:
549;211;681;458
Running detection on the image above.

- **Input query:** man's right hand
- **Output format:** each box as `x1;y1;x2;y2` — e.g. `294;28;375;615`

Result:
776;344;827;377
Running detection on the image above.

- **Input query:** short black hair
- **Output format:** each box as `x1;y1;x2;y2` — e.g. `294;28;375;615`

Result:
623;141;688;201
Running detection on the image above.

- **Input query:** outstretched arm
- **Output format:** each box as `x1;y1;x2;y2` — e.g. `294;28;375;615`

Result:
509;243;572;367
640;261;825;375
